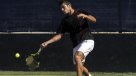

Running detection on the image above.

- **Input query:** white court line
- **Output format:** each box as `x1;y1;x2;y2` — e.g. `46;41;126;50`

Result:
0;32;56;34
0;32;136;34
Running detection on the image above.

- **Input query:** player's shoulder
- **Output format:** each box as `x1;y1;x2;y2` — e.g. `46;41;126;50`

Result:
76;9;88;13
76;9;90;15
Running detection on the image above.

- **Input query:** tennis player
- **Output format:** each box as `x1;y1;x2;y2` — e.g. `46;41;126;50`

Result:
41;0;96;76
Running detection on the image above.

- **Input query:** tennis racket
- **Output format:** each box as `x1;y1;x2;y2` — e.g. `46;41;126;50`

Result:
25;47;43;70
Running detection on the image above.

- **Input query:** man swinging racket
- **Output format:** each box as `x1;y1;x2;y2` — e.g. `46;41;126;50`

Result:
41;0;96;76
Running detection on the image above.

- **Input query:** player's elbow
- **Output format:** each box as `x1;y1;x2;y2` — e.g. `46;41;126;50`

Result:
55;34;62;41
91;16;96;23
92;18;96;23
88;15;96;23
58;34;62;40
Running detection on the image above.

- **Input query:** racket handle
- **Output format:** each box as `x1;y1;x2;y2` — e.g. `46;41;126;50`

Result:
31;46;43;56
36;47;43;55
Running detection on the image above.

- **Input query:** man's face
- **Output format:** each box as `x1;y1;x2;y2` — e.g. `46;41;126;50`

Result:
60;4;71;15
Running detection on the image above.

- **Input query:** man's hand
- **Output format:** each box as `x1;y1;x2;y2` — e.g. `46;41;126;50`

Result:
77;13;87;19
41;42;49;48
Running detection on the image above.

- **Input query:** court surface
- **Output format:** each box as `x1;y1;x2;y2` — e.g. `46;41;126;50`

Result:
0;71;136;76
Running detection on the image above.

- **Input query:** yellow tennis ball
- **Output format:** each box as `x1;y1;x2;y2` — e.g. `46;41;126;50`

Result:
15;53;20;58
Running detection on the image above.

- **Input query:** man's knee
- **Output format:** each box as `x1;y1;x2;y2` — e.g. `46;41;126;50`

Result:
74;54;81;61
74;51;84;62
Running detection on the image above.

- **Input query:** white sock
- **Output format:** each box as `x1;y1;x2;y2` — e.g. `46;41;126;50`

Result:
89;73;92;76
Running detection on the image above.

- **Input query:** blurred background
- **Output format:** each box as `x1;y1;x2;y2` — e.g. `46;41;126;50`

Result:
0;0;135;32
0;0;136;72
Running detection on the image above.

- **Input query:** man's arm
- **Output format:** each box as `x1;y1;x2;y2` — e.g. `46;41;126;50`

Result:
41;34;63;48
85;15;96;23
77;14;96;23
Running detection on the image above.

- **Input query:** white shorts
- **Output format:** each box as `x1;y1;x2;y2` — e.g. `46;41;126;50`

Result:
73;40;94;64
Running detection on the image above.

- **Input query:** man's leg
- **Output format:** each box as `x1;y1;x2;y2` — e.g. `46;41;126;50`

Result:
73;40;94;76
74;51;84;76
74;51;91;76
83;66;92;76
